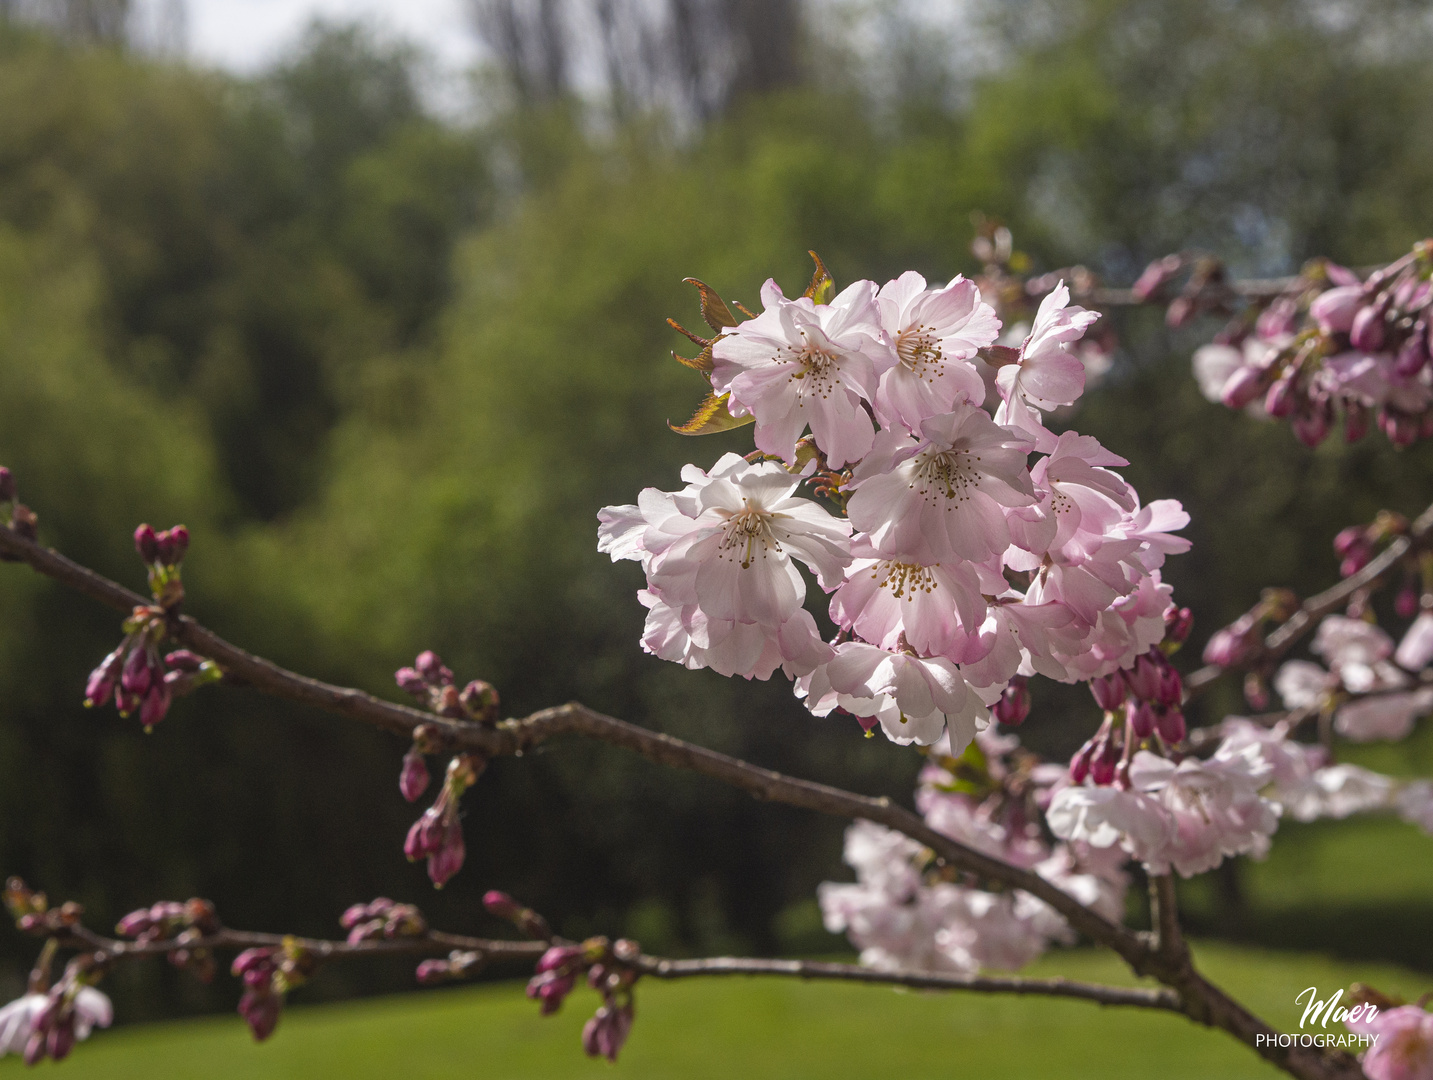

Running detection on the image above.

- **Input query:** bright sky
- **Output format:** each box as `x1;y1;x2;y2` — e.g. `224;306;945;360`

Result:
183;0;480;73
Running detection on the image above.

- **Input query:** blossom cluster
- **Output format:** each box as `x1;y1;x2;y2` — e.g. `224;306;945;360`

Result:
819;730;1127;972
1190;244;1433;447
600;266;1188;753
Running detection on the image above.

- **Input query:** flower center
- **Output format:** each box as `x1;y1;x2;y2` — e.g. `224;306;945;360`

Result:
912;447;983;506
873;561;938;600
717;503;781;568
896;327;944;381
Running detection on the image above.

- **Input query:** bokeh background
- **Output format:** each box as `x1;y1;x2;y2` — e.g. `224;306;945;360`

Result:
2;0;1433;1063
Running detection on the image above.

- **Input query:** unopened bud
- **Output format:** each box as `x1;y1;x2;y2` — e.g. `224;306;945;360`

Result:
1243;671;1270;711
11;504;37;541
134;524;159;564
1131;254;1182;301
1089;735;1119;786
394;667;427;697
1154;706;1186;744
1309;284;1362;333
1264;374;1298;418
164;649;205;672
1397;583;1420;620
116;909;154;937
139;682;172;729
415;651;453;687
1089;671;1127;711
1126;653;1160;701
399;747;430;803
0;467;14;502
1068;739;1095;784
1380;406;1420;447
1164;606;1194;645
460;680;500;721
157;526;189;565
1350;305;1386;351
1344;401;1370;443
121;646;153;697
1126;700;1156;740
992;676;1030;726
427;819;466;888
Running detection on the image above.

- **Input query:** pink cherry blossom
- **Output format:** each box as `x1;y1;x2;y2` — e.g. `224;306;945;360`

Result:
799;643;989;750
1044;784;1171;855
1335;688;1433;742
0;988;112;1059
1396;612;1433;671
873;271;998;432
828;549;991;660
1309;284;1363;333
711;279;891;466
1397;780;1433;833
995;282;1100;449
847;407;1036;564
1346;1004;1433;1080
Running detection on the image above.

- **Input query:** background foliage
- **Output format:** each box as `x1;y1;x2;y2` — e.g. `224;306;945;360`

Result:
2;0;1433;1020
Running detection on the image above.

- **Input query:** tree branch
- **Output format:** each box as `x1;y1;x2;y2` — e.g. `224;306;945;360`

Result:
0;522;1368;1080
1185;500;1433;697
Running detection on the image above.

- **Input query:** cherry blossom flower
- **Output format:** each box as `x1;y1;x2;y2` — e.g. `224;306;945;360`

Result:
0;988;112;1061
710;279;891;466
599;454;850;679
1045;784;1171;857
1397;780;1433;834
1346;1004;1433;1080
827;547;992;660
872;271;998;432
799;642;989;750
847;407;1037;564
1335;688;1433;742
995;282;1100;449
1396;612;1433;671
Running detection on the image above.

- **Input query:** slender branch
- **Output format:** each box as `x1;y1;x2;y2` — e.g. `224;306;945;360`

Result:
634;956;1181;1010
0;523;1368;1080
51;923;1178;1011
1185;500;1433;697
1148;876;1188;968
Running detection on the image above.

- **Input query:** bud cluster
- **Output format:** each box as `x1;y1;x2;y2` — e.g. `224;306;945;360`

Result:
394;650;500;723
522;935;640;1063
338;897;426;945
82;526;219;730
5;877;83;938
1071;625;1190;787
415;949;485;984
231;939;316;1042
16;960;110;1066
1333;511;1409;580
483;889;553;940
404;754;485;887
116;898;222;981
1189;242;1433;447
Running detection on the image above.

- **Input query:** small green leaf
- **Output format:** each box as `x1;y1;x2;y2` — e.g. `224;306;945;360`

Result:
669;392;755;436
683;278;739;330
803;251;834;305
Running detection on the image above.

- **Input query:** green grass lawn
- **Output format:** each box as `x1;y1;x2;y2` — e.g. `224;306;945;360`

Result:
9;942;1425;1080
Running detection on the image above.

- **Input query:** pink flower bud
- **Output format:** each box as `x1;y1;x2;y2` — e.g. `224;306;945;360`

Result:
1397;583;1419;620
527;970;576;1015
1333;526;1367;558
460;680;500;721
1068;740;1095;784
415;651;453;687
47;1014;76;1061
85;645;126;708
1292;397;1333;447
117;909;154;937
1219;364;1266;409
427;819;466;887
165;649;205;672
0;467;14;502
1156;663;1183;707
1154;706;1186;743
1202;613;1258;667
1350;305;1386;351
537;944;582;974
121;646;152;696
339;903;369;930
140;682;171;729
1395;323;1428;377
394;667;427;698
1131;255;1182;301
1126;700;1156;739
1255;297;1297;340
238;988;281;1041
1243;672;1269;711
1264;374;1298;418
1164;607;1193;644
582;1001;634;1062
484;891;521;920
992;677;1030;726
1126;653;1160;701
156;525;189;565
416;959;450;983
1089;735;1119;786
232;948;275;979
1089;671;1127;711
399;748;430;803
1165;296;1195;329
1379;407;1421;447
134;524;159;563
1309;284;1362;332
